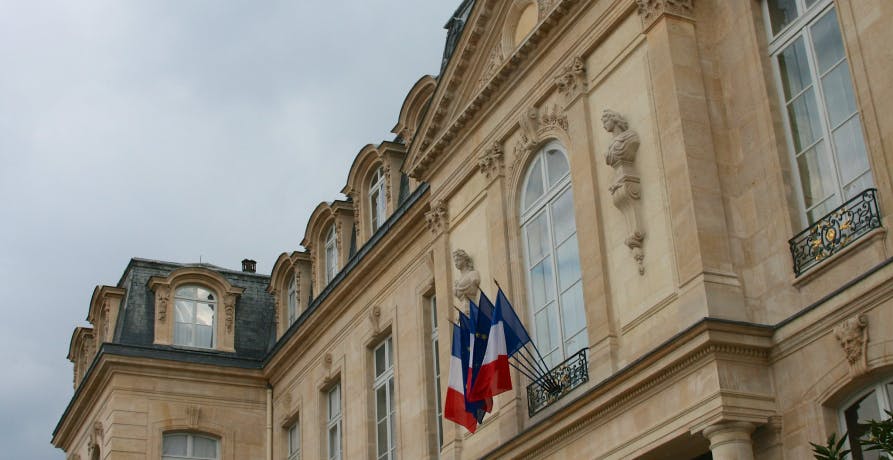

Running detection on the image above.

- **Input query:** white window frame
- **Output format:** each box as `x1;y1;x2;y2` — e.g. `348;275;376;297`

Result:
838;378;893;458
162;432;220;460
173;285;217;349
373;337;397;460
326;383;342;460
429;295;443;454
324;225;338;284
519;141;587;368
288;421;301;460
287;276;298;325
763;0;872;224
369;166;387;234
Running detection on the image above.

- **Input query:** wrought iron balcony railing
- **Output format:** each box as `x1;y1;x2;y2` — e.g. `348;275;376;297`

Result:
527;348;589;416
789;188;881;277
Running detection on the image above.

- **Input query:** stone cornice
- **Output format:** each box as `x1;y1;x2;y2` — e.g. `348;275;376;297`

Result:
406;0;582;181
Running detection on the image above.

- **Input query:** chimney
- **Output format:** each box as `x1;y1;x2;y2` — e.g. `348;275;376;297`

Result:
241;259;257;273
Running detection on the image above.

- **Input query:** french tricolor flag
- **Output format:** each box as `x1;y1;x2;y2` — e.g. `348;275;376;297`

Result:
467;293;512;402
444;321;482;433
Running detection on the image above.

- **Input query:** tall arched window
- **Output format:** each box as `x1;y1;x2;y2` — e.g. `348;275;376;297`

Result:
287;276;298;325
369;166;387;233
520;142;587;368
163;432;219;460
173;285;216;348
325;225;338;284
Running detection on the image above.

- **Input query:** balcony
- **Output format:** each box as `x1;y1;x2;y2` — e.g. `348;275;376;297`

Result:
526;348;589;416
789;189;882;277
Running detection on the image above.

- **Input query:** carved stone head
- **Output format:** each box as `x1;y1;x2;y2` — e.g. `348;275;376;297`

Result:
601;109;628;133
452;249;474;272
834;315;868;365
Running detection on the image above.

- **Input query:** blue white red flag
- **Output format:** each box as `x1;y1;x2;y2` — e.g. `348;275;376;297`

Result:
467;292;512;402
444;321;480;433
494;287;532;357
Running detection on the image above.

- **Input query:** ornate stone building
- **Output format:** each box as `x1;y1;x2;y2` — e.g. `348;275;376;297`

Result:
53;0;893;458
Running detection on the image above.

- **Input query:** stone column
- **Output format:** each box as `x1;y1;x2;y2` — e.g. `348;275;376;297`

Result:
702;422;756;460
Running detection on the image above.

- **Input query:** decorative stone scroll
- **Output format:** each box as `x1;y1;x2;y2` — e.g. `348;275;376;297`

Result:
636;0;694;28
452;249;481;303
514;104;569;161
554;56;587;105
834;314;869;376
602;109;646;275
425;200;449;235
478;141;505;180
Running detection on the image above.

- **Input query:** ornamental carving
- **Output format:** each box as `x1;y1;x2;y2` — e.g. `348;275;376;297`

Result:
537;0;557;17
224;294;236;333
323;352;333;369
636;0;694;26
383;162;393;204
834;314;869;376
478;141;505;180
452;249;481;303
186;405;201;428
347;189;361;240
425;199;449;235
479;47;505;90
369;305;382;333
554;56;587;104
155;286;170;323
514;104;569;160
602;109;646;275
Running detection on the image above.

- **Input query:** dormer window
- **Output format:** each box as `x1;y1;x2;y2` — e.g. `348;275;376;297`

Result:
325;225;338;284
173;285;216;348
369;167;387;233
287;276;298;325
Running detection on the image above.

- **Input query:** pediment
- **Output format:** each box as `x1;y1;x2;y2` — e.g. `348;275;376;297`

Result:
405;0;576;182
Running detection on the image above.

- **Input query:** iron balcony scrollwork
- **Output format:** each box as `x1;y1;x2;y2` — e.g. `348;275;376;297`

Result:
527;348;589;416
789;188;881;277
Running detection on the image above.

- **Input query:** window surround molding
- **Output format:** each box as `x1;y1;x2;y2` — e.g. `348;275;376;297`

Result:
277;396;301;460
86;285;126;347
390;75;437;147
301;201;355;291
148;267;244;353
149;415;234;460
67;327;96;390
269;251;312;338
341;142;406;244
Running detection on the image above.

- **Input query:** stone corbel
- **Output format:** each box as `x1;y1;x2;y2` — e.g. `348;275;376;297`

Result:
636;0;694;29
554;56;587;107
478;141;505;181
602;109;646;275
425;199;449;235
834;314;869;376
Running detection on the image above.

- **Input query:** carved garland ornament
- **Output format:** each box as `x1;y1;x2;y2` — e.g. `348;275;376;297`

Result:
602;109;646;275
478;141;505;180
834;314;869;376
425;199;449;235
554;56;587;104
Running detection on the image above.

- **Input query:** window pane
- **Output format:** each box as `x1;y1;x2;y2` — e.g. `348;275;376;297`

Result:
796;141;835;208
534;303;560;355
524;212;550;263
328;426;339;458
556;236;581;292
767;0;798;35
551;188;576;244
834;116;871;186
821;62;858;128
174;323;192;346
196;303;214;326
376;386;388;422
565;330;588;359
375;345;387;377
545;148;570;187
844;391;883;460
388;378;395;412
807;196;837;223
523;158;544;210
176;286;197;298
787;88;823;152
175;300;192;323
778;38;811;100
192;436;217;458
195;325;213;348
560;282;586;339
529;258;555;309
377;420;389;458
810;8;845;74
845;172;874;201
163;434;188;455
289;425;300;454
328;386;340;419
196;287;214;302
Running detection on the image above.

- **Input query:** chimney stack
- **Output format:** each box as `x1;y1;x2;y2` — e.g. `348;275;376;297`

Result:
241;259;257;273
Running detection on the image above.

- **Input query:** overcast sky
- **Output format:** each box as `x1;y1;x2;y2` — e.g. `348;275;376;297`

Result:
0;1;458;457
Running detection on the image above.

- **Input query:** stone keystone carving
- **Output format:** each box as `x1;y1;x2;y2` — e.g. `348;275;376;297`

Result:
514;105;569;162
636;0;694;27
186;405;201;428
478;141;505;180
602;109;646;275
834;314;869;376
425;199;449;235
452;249;481;303
555;56;587;104
156;286;170;322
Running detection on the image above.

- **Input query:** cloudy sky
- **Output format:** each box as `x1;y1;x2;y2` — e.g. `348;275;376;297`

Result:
0;0;458;457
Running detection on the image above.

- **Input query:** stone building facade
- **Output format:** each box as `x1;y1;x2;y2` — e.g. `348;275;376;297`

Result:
53;0;893;459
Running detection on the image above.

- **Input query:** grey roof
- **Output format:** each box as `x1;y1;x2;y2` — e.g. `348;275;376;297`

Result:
440;0;475;74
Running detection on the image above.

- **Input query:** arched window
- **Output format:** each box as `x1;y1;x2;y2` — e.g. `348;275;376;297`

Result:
324;225;338;284
173;286;216;348
163;432;219;460
839;378;893;458
520;142;586;368
369;166;387;233
287;276;298;325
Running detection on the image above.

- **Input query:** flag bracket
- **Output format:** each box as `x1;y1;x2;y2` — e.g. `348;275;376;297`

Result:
526;348;589;416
